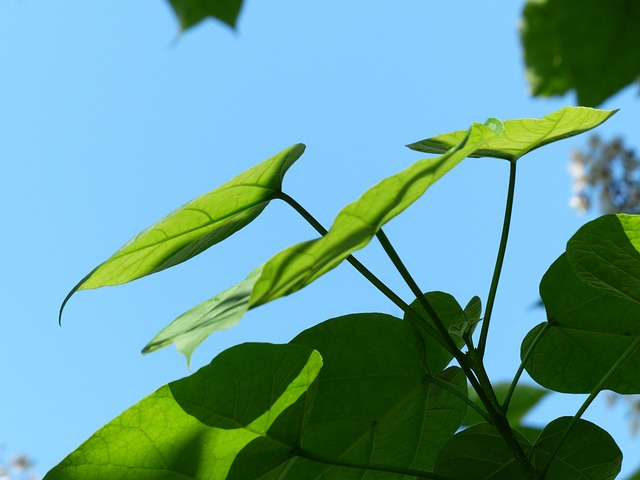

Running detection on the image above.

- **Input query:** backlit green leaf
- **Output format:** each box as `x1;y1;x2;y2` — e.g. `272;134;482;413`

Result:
60;144;304;320
567;214;640;305
142;265;264;366
407;107;615;161
533;417;621;479
434;423;532;479
521;0;640;106
44;342;322;480
168;0;244;31
524;254;640;393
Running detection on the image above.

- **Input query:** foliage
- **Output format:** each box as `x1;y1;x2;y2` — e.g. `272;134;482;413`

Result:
168;0;244;31
45;106;638;479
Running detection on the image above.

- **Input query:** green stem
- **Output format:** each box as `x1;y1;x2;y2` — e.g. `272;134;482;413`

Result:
277;191;443;345
427;374;491;423
540;335;640;478
295;447;456;479
478;160;517;358
503;323;551;414
376;230;536;478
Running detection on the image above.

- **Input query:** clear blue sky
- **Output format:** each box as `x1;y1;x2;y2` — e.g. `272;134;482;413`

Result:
2;1;639;476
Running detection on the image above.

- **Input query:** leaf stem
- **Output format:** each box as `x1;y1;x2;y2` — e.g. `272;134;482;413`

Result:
503;323;551;413
427;374;491;423
540;335;640;477
277;192;443;344
478;160;517;358
294;447;456;479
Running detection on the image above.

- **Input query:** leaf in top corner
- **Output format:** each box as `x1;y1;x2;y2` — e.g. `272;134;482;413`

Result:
407;106;615;161
169;0;244;31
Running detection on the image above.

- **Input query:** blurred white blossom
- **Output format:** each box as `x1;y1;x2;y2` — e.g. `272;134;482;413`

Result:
0;447;37;480
569;135;640;214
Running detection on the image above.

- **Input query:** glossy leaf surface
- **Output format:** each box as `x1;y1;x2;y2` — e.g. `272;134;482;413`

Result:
168;0;244;31
521;0;640;106
524;254;640;393
44;342;322;480
407;106;615;161
434;423;532;479
60;144;304;318
534;417;621;479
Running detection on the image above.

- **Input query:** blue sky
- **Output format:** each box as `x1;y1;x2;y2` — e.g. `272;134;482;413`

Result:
2;0;639;476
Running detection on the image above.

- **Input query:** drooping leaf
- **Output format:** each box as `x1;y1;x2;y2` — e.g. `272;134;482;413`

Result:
44;342;322;480
60;144;304;320
524;254;640;393
567;214;640;305
434;423;532;479
464;382;549;443
403;291;468;373
533;417;622;479
168;0;244;31
521;0;640;106
289;313;468;473
142;265;264;366
407;106;615;161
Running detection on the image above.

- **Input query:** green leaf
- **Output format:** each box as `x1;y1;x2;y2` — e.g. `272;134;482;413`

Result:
521;0;640;106
403;291;467;373
290;313;469;473
464;383;549;443
524;254;640;393
142;265;264;366
44;342;322;480
168;0;244;31
434;423;532;479
47;316;468;479
567;214;640;305
407;106;615;161
60;144;304;320
533;417;622;479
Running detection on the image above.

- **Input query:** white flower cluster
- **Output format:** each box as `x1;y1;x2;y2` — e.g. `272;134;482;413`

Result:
0;448;37;480
569;135;640;215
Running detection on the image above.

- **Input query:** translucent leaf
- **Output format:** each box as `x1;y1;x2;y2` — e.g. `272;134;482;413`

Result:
524;254;640;393
407;106;615;161
168;0;244;31
534;417;621;479
521;0;640;106
60;144;304;320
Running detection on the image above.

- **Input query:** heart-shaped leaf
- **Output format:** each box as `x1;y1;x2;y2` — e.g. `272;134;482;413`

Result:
524;253;640;394
407;106;615;161
60;144;304;321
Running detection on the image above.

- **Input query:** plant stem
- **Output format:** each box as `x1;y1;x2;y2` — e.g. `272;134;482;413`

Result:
294;447;456;479
427;374;492;423
277;191;444;345
503;323;551;413
478;160;517;358
376;229;537;478
540;335;640;477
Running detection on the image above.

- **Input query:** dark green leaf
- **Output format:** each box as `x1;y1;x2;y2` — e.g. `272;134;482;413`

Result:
290;313;468;473
168;0;244;31
434;423;532;479
403;291;467;373
533;417;621;479
407;106;615;161
524;254;640;393
521;0;640;106
44;342;322;479
60;144;304;320
567;214;640;305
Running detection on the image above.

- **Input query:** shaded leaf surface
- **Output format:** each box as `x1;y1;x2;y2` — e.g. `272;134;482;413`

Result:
524;254;640;393
407;107;615;161
60;144;304;317
44;343;322;480
169;0;244;30
521;0;640;106
434;423;532;479
533;417;621;479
